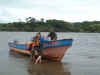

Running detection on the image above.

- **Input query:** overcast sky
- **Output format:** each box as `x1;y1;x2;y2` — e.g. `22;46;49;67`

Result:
0;0;100;23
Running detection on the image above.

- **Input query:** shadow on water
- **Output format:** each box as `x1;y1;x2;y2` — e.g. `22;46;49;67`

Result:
9;51;71;75
27;62;71;75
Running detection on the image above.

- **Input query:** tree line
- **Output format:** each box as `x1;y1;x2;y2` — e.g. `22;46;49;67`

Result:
0;17;100;32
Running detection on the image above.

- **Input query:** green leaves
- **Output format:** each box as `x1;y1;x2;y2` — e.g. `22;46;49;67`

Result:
1;17;100;32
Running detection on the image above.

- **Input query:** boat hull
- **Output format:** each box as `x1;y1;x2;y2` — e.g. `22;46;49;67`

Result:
9;46;70;61
8;39;73;61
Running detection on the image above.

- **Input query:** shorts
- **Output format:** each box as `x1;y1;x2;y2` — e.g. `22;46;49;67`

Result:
34;44;43;56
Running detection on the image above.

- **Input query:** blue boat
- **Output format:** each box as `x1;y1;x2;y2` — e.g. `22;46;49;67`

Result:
8;39;73;61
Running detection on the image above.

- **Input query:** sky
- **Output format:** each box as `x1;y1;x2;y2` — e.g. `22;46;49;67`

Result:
0;0;100;23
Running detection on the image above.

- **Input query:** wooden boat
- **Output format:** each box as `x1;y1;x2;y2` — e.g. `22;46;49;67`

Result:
8;39;73;61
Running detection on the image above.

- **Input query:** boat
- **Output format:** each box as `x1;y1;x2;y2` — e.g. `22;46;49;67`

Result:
8;39;73;61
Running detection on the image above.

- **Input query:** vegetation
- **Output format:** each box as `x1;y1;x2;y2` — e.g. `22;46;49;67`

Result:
0;17;100;32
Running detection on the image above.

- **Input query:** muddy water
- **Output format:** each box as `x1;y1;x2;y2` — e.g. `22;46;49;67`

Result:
0;32;100;75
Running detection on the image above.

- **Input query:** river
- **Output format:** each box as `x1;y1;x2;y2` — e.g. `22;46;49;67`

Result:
0;32;100;75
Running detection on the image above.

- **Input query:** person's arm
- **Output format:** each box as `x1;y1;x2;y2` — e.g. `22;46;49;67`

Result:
54;32;57;38
48;32;51;37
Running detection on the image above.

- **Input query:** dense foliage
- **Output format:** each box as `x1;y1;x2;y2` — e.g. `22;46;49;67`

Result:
0;17;100;32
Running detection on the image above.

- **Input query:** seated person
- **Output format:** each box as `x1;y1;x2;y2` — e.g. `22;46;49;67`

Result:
48;29;57;40
26;38;34;51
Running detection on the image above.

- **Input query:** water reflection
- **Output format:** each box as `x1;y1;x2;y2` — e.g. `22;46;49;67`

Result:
27;62;71;75
9;51;71;75
9;50;30;58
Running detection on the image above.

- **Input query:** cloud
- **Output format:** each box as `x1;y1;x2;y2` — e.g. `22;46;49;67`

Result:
0;0;100;23
0;8;21;23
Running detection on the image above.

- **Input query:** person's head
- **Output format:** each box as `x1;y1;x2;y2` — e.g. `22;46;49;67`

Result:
50;29;54;32
31;38;34;42
36;32;41;39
